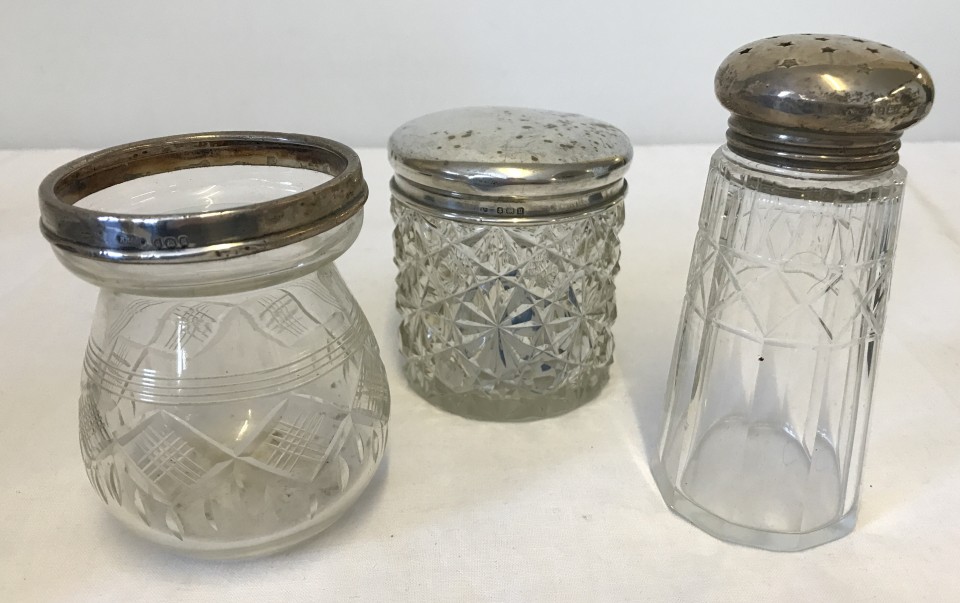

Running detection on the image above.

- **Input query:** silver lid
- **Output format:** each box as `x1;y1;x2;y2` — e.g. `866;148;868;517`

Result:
716;34;935;172
39;131;368;263
388;107;632;222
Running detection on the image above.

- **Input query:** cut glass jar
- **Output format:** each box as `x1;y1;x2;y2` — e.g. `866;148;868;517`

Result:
39;132;390;558
390;107;632;420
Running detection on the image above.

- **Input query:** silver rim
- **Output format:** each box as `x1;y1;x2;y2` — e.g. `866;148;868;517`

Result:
390;175;627;225
39;131;367;263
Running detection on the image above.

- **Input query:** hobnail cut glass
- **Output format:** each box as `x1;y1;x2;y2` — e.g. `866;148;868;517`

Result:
652;148;905;551
392;199;624;420
62;169;389;558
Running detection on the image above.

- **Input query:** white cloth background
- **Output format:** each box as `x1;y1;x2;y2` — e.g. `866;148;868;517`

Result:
1;145;958;601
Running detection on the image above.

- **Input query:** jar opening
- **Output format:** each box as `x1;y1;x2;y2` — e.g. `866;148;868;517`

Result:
77;166;332;215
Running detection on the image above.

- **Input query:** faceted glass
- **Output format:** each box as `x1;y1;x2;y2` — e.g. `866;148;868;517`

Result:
652;148;905;551
392;199;624;421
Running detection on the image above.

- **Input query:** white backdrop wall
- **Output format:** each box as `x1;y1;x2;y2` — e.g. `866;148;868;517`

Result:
2;0;957;149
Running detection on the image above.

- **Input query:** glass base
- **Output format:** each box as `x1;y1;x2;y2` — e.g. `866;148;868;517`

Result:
651;459;857;552
405;365;609;422
102;452;384;560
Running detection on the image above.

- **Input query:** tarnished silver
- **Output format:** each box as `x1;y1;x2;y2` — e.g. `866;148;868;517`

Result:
716;34;935;172
39;131;368;263
388;107;632;223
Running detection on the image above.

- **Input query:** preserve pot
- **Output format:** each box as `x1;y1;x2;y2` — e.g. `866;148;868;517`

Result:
390;107;632;421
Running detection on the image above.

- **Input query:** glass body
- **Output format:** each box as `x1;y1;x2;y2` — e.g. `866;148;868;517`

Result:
652;148;905;551
392;198;624;421
60;170;389;558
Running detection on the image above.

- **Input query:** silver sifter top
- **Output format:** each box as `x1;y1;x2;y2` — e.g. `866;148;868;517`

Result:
388;107;632;223
716;34;935;173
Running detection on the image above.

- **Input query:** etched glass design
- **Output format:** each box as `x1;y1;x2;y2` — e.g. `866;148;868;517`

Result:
80;263;388;557
392;199;624;420
652;148;906;551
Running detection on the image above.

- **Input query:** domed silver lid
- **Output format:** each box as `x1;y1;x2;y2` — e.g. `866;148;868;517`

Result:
388;107;632;222
716;34;935;172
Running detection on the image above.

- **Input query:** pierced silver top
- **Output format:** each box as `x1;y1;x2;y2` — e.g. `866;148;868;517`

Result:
716;34;935;172
388;107;632;222
39;132;367;263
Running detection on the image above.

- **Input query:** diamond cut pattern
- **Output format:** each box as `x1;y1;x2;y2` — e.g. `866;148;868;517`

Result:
392;200;624;398
685;190;900;346
256;412;327;474
119;411;230;497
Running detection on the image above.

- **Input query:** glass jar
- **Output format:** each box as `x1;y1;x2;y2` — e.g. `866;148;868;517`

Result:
652;35;935;551
389;107;632;421
39;132;390;558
